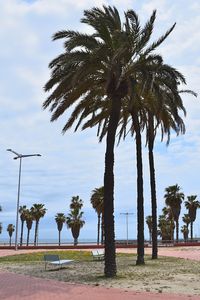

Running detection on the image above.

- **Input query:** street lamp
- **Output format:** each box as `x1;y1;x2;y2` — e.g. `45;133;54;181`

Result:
7;149;41;250
120;212;134;245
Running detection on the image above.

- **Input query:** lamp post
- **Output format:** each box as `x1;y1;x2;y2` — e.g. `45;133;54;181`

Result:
120;212;134;245
7;149;41;250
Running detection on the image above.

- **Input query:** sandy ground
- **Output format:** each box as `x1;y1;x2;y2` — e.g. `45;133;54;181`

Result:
0;246;200;296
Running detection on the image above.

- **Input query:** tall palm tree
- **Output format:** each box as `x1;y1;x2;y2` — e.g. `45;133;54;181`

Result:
144;69;191;259
66;196;85;245
19;205;27;246
146;215;152;243
7;224;15;246
164;184;184;242
31;204;47;246
185;195;200;240
43;6;178;273
90;186;104;245
55;213;66;246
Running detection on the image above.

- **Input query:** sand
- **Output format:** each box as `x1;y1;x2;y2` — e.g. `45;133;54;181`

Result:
0;247;200;296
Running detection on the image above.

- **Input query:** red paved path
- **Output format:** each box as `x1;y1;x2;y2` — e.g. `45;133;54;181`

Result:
0;270;199;300
0;247;200;299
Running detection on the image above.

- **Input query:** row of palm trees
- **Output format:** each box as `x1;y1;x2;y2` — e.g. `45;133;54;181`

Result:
43;5;196;277
146;184;200;242
4;204;47;246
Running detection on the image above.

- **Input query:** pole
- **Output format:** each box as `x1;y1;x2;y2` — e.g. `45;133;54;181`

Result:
15;157;22;251
120;212;134;245
7;149;41;250
126;213;128;245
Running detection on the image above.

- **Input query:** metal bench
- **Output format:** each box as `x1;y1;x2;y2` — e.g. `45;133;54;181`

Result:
91;249;104;261
44;254;74;270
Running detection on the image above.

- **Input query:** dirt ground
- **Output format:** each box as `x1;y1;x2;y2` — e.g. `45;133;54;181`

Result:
0;246;200;296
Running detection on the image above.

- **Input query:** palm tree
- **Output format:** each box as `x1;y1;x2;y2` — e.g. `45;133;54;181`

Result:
144;68;191;259
90;186;104;245
181;225;189;242
185;195;200;240
182;214;191;232
43;6;178;273
162;206;175;241
7;224;15;246
146;215;153;243
19;205;27;246
164;184;184;242
55;213;66;246
31;204;47;246
66;196;85;245
24;209;34;246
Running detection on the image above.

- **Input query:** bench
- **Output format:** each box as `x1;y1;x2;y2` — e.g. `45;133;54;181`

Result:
44;254;74;270
91;249;104;261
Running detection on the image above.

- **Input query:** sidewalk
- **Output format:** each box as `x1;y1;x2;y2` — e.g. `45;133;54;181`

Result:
0;270;199;300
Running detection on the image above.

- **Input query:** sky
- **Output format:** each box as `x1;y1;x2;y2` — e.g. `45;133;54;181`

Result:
0;0;200;244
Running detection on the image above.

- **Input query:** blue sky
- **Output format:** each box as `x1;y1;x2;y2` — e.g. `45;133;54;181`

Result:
0;0;200;244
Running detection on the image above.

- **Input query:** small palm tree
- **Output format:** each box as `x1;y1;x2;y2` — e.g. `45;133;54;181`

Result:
185;195;200;240
182;214;191;232
66;196;85;246
19;205;27;246
146;216;153;243
164;184;184;242
7;224;15;246
181;225;189;242
31;204;47;246
161;207;175;241
55;213;66;246
90;187;104;245
24;209;34;246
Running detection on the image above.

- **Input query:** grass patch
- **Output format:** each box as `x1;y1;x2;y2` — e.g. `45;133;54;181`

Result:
0;250;91;263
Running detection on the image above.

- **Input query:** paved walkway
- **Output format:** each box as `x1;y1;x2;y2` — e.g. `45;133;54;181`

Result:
0;270;199;300
0;247;200;299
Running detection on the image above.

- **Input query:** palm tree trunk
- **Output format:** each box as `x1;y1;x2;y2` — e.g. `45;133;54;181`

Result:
20;220;24;246
59;230;61;246
27;229;30;246
104;96;121;277
9;236;11;247
74;238;78;246
191;221;193;240
97;214;100;245
34;221;39;246
148;115;158;259
132;112;145;265
101;213;104;245
176;220;179;242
